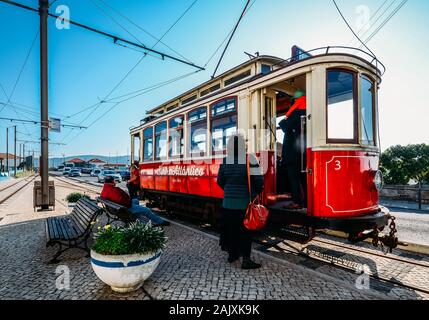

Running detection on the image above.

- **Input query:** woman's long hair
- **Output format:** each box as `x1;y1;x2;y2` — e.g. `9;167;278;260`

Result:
225;133;246;165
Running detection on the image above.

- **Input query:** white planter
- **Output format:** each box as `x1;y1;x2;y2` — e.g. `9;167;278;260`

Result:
90;250;162;293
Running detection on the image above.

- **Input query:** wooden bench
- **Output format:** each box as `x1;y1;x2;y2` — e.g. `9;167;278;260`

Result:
97;197;149;225
45;197;103;263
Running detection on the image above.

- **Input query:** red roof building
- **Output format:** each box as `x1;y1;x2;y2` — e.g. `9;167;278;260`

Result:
66;158;85;164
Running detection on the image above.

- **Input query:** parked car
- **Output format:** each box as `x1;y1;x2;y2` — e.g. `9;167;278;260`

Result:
68;169;82;177
98;170;122;183
117;170;131;181
90;169;101;177
81;167;93;174
63;167;71;175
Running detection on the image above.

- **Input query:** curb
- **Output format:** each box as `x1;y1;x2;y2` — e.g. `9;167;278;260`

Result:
381;205;429;214
322;230;429;256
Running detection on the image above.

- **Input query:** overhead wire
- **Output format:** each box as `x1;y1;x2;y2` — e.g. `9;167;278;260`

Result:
353;0;398;46
362;0;408;45
64;0;199;123
62;1;201;146
332;0;377;59
203;0;256;70
97;0;193;63
347;0;390;46
211;0;251;78
0;31;39;135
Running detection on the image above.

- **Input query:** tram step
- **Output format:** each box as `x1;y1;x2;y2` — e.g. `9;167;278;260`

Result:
280;226;315;244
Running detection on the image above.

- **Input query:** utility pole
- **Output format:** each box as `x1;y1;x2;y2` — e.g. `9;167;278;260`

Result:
6;127;8;174
32;149;35;172
19;143;22;170
23;143;25;171
40;0;50;210
14;126;16;178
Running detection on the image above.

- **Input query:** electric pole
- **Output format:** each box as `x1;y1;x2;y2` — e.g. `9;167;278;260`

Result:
23;143;25;171
14;126;16;178
40;0;50;210
6;127;8;174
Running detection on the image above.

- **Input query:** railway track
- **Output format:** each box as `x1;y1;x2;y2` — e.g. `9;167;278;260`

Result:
0;175;37;205
52;176;101;194
52;176;429;296
311;237;429;268
255;230;429;296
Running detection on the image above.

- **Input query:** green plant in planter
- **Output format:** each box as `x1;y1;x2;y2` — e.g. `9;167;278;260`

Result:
66;192;89;203
92;221;167;255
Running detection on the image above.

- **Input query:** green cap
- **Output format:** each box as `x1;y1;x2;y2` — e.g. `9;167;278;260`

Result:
293;90;305;99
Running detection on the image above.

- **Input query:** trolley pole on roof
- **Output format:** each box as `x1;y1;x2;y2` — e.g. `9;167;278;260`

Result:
40;0;50;210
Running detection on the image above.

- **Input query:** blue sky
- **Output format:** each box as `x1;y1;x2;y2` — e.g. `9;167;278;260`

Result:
0;0;428;158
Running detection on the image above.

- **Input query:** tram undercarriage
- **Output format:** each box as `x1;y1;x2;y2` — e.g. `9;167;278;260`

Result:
141;189;397;251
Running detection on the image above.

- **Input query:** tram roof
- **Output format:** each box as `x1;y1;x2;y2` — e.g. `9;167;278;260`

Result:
144;55;285;117
134;46;384;131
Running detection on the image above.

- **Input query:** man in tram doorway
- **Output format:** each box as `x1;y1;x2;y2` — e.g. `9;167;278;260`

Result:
279;90;307;210
127;160;140;199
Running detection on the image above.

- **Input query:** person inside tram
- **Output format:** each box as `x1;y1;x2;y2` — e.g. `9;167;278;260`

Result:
279;89;307;210
101;176;170;226
127;160;140;199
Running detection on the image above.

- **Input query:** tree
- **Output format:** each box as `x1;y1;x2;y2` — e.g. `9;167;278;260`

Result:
380;144;429;185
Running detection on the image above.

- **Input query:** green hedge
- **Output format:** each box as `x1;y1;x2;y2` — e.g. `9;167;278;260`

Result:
66;192;89;203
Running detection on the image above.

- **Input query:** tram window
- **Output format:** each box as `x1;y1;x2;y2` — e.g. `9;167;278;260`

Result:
169;116;184;158
155;122;167;161
261;64;271;75
211;99;237;154
327;70;357;142
143;127;153;162
188;107;207;157
360;75;375;146
133;134;141;162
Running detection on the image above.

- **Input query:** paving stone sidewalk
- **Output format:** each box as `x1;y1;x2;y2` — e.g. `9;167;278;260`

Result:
0;181;399;300
0;215;380;300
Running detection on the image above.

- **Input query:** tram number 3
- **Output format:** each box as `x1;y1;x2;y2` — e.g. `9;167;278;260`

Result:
335;160;341;171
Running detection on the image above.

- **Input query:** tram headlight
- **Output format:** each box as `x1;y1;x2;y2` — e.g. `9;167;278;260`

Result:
373;170;383;192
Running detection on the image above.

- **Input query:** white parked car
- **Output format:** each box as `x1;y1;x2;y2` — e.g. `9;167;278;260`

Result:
98;170;122;183
90;169;102;177
63;167;71;175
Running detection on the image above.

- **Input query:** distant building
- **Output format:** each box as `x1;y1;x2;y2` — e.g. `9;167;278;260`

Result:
0;153;23;172
64;158;85;168
103;163;127;170
87;158;107;168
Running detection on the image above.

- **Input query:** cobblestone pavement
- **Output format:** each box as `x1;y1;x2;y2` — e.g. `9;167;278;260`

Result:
1;215;378;300
0;178;427;300
254;235;429;300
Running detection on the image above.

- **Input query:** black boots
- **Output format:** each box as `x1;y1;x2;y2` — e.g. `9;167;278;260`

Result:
228;254;239;263
241;257;261;270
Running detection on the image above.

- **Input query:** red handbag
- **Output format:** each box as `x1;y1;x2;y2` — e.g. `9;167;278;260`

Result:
244;155;269;231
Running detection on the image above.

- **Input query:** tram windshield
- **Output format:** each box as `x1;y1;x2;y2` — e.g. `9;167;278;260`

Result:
327;70;356;142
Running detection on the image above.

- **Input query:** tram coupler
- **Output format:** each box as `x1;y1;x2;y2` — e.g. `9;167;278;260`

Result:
348;230;377;244
379;234;399;253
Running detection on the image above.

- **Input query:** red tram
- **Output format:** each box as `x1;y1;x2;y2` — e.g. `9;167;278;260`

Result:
130;46;397;249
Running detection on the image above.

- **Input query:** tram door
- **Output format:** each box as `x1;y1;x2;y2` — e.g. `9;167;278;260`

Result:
275;93;292;195
273;89;307;205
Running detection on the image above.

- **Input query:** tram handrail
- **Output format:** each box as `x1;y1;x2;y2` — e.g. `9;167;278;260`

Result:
271;46;386;77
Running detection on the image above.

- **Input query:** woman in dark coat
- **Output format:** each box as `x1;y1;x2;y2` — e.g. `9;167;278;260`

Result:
217;134;264;270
